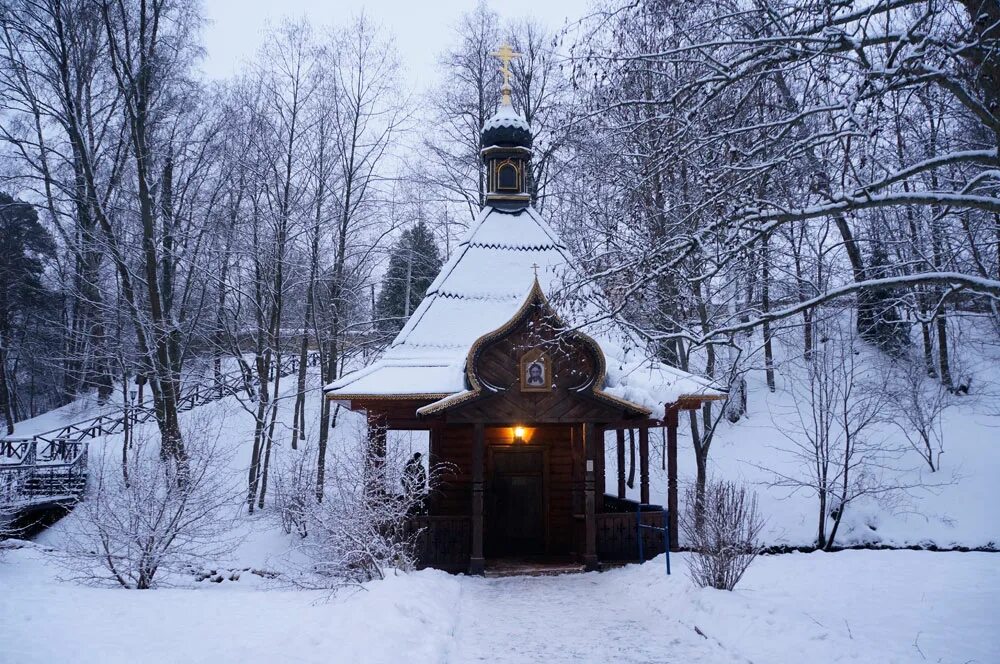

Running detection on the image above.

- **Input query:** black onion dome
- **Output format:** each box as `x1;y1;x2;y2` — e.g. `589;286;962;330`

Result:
481;104;533;148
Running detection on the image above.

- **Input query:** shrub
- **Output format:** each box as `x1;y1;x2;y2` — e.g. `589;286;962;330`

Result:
681;479;764;591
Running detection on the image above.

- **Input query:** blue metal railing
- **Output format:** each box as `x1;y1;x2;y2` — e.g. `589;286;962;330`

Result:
637;503;670;575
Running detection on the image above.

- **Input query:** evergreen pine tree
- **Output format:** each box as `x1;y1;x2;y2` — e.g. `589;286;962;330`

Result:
0;193;56;431
375;221;443;334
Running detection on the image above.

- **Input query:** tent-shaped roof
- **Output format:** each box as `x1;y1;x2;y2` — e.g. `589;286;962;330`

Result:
325;205;725;416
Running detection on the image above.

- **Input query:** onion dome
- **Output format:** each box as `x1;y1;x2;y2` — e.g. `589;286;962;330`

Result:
481;103;533;149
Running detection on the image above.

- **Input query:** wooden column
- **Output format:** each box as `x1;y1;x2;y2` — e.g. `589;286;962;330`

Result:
583;422;598;571
616;429;626;499
666;408;679;551
639;426;650;505
470;422;485;575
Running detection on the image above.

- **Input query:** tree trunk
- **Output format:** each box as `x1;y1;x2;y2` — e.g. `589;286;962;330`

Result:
0;342;15;435
762;235;776;392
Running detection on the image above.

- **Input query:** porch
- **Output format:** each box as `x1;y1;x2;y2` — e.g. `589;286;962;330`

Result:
405;496;669;573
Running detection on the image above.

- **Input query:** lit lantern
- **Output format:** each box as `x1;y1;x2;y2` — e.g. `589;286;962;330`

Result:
513;426;526;442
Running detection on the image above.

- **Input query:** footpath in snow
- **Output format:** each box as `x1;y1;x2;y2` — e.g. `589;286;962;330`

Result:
1;546;996;664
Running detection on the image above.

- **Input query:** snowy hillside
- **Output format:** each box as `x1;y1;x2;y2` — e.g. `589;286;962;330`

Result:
605;320;999;551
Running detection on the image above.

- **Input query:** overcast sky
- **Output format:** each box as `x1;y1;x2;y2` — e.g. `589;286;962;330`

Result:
200;0;580;90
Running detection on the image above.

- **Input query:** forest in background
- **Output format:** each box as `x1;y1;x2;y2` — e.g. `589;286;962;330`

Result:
0;0;997;534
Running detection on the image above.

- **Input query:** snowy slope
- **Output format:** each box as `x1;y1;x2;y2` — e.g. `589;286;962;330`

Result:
13;324;1000;557
2;330;998;663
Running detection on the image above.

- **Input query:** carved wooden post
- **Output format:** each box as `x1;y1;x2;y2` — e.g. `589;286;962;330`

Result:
470;422;485;575
616;428;626;499
583;422;598;571
666;407;679;551
639;426;650;505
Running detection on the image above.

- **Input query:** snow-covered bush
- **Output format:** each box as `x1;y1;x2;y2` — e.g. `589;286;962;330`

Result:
59;418;238;589
277;427;446;588
681;480;763;591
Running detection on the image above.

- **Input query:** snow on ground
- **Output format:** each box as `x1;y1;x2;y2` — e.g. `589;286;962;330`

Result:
3;324;998;662
0;542;461;664
1;544;996;664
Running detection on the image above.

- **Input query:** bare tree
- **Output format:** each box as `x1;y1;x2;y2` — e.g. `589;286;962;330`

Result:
0;0;122;403
422;0;501;219
567;0;1000;347
886;354;958;472
276;427;441;588
58;416;238;589
222;19;323;512
764;319;905;549
315;15;405;501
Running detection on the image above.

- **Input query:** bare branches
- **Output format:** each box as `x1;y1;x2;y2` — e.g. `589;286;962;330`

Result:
562;0;1000;351
57;416;239;589
681;479;764;591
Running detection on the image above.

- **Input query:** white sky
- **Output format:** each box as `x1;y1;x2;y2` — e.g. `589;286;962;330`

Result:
199;0;580;90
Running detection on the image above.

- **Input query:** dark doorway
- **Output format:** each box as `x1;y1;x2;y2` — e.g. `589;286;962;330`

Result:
487;447;546;556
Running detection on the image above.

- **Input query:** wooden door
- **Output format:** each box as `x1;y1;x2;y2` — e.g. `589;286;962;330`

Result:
487;448;546;556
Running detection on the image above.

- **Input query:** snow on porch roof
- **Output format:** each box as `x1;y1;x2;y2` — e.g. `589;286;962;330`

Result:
325;205;725;413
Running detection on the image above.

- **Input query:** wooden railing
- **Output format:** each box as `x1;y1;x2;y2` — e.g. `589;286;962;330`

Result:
596;496;666;562
0;443;88;508
1;353;313;513
406;515;471;571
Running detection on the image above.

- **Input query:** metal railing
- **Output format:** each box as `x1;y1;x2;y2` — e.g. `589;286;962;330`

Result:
637;503;670;575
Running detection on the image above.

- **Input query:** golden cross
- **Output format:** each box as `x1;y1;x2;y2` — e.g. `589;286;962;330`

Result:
531;263;540;278
491;43;521;90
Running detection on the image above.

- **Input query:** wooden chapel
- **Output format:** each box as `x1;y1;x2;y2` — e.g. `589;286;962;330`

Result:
325;45;724;574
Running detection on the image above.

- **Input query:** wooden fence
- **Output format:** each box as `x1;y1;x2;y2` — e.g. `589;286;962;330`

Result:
596;496;667;562
406;515;472;572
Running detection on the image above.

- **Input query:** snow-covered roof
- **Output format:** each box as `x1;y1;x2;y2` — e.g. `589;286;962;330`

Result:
481;103;531;135
325;205;724;415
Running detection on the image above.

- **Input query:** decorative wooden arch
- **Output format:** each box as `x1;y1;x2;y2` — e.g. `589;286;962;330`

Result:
418;278;650;420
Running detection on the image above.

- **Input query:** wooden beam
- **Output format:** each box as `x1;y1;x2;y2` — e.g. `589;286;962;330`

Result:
601;418;666;430
615;429;626;499
666;407;679;551
583;422;598;571
639;426;650;505
470;422;485;575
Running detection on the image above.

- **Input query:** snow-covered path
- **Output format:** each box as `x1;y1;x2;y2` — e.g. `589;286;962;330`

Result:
446;573;741;663
443;551;998;664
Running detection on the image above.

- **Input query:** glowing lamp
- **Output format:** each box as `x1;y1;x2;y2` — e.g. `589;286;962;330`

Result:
513;426;526;442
